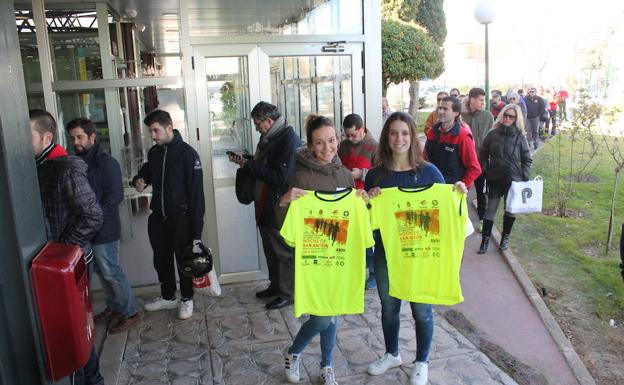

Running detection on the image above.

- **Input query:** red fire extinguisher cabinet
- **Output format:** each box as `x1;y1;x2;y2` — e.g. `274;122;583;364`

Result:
30;242;95;381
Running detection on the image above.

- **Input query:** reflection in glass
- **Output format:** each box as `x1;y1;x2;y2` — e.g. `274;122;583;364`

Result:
270;55;352;141
205;57;251;180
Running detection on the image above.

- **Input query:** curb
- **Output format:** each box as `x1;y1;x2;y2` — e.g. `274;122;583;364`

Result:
470;200;596;385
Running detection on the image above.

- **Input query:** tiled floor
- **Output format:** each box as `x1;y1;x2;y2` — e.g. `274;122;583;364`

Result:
108;281;518;385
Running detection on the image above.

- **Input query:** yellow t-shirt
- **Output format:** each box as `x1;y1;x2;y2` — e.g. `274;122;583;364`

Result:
369;184;467;305
280;188;375;317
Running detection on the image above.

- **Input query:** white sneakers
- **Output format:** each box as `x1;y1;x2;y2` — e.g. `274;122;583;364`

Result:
367;352;402;375
320;366;338;385
143;297;193;320
144;296;179;312
178;300;194;320
284;353;301;383
410;361;428;385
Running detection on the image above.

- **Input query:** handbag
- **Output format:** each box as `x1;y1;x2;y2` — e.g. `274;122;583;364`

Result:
235;166;255;205
506;176;543;214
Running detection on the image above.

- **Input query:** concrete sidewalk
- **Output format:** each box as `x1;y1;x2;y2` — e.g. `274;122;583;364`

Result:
94;201;594;385
437;197;594;385
97;280;519;385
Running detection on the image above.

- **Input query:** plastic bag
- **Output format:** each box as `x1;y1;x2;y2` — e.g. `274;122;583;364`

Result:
192;269;221;296
506;176;543;214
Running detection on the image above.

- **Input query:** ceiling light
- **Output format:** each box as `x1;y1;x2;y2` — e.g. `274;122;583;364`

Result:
162;13;178;17
166;29;179;32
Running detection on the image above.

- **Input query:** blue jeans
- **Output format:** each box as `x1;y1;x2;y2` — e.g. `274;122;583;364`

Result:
288;315;338;367
93;241;136;317
366;247;375;283
373;234;433;363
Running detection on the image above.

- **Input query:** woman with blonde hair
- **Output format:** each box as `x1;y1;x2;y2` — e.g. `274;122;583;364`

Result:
477;103;532;254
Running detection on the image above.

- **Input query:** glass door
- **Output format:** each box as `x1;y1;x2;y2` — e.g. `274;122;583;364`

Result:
258;44;364;142
193;45;265;283
193;43;363;283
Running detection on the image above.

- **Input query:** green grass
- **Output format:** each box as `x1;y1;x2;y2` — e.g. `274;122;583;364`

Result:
511;132;624;320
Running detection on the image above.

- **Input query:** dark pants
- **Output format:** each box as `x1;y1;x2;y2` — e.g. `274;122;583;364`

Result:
545;110;557;134
473;173;487;220
72;347;104;385
259;225;294;299
148;213;193;300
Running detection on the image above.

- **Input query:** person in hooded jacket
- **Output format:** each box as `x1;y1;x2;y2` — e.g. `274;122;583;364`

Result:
478;103;532;254
278;115;355;385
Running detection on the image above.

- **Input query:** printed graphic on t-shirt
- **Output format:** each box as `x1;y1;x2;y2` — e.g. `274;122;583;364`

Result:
280;190;374;317
369;185;466;305
301;214;349;267
395;207;440;258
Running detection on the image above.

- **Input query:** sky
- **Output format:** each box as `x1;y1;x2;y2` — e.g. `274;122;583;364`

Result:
439;0;624;92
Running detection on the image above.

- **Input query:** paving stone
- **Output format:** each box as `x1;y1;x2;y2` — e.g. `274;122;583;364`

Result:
206;309;290;348
204;281;270;315
113;281;520;385
210;340;314;384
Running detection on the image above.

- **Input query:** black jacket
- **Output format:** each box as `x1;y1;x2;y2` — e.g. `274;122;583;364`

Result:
132;130;205;239
245;126;300;228
525;95;545;119
479;124;532;183
79;142;123;244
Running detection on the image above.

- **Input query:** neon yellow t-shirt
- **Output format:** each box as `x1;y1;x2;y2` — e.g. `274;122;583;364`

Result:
280;188;375;317
369;184;467;305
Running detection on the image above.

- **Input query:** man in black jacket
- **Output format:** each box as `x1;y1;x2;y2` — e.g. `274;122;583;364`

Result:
132;110;205;320
525;87;546;150
228;101;301;309
67;118;139;333
30;109;104;385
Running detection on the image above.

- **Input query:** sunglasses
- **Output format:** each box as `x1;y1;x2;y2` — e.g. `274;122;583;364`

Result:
509;98;516;101
503;113;517;119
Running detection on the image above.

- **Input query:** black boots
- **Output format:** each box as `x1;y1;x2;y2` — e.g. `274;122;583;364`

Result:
500;215;516;251
478;220;494;254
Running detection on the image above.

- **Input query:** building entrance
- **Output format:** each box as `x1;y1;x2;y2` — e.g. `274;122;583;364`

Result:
193;43;363;283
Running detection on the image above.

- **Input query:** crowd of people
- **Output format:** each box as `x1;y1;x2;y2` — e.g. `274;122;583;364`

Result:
30;88;536;384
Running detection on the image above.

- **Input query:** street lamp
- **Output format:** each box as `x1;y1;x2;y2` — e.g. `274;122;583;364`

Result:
474;1;496;110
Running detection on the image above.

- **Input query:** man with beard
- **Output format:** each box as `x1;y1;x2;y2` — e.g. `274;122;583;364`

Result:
67;118;140;333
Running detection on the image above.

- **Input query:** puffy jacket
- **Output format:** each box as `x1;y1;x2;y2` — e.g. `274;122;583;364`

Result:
132;130;205;239
79;142;123;244
36;144;103;247
479;124;532;183
424;121;482;188
244;124;301;228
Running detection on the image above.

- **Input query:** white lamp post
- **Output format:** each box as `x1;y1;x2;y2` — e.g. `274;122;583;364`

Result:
474;1;496;110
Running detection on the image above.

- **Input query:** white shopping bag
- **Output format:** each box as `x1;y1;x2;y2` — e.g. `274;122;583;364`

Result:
506;176;543;214
192;269;221;296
